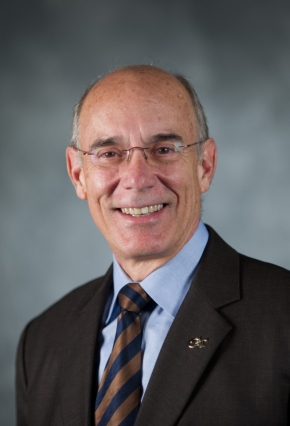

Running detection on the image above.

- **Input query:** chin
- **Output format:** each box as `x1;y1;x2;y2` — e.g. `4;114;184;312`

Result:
114;239;171;262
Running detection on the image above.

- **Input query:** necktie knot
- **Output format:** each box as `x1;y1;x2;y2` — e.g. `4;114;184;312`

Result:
118;283;151;313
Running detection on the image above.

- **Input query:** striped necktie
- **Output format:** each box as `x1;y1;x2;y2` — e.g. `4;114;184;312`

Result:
95;283;151;426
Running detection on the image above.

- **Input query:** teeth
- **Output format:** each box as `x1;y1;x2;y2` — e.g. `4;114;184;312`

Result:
121;204;164;216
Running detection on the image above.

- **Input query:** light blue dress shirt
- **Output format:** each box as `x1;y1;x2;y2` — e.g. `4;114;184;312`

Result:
98;221;209;396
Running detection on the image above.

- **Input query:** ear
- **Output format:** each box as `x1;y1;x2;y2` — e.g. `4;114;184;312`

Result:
66;146;87;200
197;138;217;193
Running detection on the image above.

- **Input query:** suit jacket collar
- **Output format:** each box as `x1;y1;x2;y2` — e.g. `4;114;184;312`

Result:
194;225;240;309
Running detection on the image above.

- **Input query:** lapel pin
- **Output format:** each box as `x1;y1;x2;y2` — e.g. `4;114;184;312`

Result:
188;337;209;349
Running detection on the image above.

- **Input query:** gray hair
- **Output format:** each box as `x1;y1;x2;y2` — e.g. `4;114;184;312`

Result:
173;74;209;161
70;65;209;162
70;81;96;151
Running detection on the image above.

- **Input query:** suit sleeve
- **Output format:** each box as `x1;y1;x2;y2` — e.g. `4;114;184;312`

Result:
16;323;31;426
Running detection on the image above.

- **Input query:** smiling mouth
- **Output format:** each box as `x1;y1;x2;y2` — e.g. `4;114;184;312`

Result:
120;204;164;217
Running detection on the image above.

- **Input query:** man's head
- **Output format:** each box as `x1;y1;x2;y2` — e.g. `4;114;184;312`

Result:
66;65;217;280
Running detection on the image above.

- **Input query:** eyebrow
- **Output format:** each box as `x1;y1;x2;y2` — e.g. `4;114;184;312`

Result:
89;138;119;150
151;133;183;144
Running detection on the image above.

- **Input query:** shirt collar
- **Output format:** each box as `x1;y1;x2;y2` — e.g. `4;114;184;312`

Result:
110;221;208;322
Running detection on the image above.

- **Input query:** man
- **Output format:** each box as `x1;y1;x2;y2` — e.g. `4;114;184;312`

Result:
16;65;290;425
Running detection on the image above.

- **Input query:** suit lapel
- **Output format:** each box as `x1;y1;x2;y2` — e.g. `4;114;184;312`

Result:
136;227;241;426
60;267;113;426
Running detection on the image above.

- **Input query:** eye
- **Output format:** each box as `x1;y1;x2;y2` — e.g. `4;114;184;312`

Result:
153;143;177;155
95;148;122;160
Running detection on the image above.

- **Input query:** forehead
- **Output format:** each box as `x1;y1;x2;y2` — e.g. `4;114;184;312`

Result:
79;70;196;143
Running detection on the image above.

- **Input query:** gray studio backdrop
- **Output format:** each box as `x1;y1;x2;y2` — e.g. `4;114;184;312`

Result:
1;1;290;424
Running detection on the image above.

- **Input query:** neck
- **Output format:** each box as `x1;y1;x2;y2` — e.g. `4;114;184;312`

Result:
115;256;172;282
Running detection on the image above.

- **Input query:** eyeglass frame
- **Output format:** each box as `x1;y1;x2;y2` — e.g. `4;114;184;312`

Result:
74;140;203;165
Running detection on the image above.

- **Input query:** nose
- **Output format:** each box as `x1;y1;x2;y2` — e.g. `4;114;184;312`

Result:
120;146;156;191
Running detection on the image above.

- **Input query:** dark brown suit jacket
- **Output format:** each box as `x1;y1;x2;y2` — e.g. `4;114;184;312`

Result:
16;227;290;425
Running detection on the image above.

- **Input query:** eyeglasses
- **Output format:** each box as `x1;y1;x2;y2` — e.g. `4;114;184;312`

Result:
75;140;202;168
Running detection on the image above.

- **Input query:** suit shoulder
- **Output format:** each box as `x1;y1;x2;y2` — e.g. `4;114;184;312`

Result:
206;224;290;283
25;267;112;333
238;254;290;314
203;225;290;308
239;253;290;282
42;274;106;315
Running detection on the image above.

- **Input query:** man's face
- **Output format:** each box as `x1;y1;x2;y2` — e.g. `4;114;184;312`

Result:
67;69;216;277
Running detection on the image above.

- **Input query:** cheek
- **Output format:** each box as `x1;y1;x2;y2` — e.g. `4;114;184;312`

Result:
177;170;201;213
169;162;199;193
84;167;119;199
